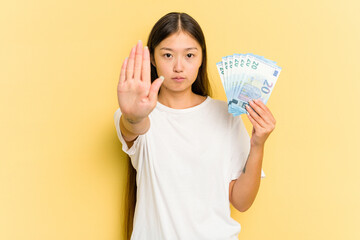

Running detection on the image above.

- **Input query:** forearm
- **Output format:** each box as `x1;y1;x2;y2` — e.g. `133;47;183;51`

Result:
231;144;264;212
120;115;150;142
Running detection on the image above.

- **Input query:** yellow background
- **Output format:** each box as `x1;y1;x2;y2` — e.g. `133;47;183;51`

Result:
1;0;359;239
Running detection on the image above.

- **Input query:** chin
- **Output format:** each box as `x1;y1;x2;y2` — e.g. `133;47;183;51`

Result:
161;84;192;93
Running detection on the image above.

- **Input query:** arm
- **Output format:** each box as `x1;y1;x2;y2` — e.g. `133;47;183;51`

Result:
229;99;276;212
229;144;264;212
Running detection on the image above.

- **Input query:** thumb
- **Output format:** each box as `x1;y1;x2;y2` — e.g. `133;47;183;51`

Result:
148;76;164;103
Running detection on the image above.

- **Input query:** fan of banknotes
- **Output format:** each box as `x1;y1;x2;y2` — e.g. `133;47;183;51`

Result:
216;53;282;116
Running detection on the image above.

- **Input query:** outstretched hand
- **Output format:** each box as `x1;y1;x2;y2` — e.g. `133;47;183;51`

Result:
245;99;276;147
117;40;164;123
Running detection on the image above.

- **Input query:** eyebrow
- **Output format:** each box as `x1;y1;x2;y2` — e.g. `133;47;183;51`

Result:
159;47;198;51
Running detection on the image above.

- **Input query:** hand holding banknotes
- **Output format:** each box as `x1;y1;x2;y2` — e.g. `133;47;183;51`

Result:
246;98;276;147
216;53;281;145
117;40;164;123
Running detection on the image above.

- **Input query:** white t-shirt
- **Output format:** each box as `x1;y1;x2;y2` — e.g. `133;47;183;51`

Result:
114;96;265;240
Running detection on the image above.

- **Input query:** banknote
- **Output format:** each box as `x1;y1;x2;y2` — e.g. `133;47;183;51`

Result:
216;53;282;116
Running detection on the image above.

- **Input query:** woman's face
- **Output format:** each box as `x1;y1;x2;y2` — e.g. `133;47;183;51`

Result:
151;31;203;95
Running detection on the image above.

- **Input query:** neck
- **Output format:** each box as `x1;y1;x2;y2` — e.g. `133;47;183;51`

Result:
157;89;206;109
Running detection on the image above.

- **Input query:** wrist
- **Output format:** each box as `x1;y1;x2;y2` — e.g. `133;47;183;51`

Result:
122;114;146;125
121;115;150;135
250;142;265;150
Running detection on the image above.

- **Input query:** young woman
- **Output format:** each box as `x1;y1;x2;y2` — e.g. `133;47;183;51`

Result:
115;12;276;240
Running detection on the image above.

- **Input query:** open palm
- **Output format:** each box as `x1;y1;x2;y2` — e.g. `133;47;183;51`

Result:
117;40;164;123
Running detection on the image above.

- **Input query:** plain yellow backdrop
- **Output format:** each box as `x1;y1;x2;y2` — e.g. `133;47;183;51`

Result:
1;0;359;239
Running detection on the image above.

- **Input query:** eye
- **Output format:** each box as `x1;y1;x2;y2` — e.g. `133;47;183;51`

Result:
187;53;194;58
163;53;172;58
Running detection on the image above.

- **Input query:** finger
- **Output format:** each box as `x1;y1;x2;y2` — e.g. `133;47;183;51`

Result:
126;45;136;80
247;111;262;130
119;57;128;84
254;99;275;122
249;100;272;124
134;40;143;80
142;46;150;83
148;76;164;103
246;104;266;128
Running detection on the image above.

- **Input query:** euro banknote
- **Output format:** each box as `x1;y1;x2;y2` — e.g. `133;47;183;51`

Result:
216;53;282;116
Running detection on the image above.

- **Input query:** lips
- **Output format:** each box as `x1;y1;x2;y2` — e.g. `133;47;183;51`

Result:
172;76;185;80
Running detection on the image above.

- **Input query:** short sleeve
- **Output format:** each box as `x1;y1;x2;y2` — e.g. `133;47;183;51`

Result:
113;108;144;157
229;116;266;180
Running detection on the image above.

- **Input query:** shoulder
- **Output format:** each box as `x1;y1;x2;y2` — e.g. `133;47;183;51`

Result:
206;97;242;125
209;97;247;128
207;97;228;112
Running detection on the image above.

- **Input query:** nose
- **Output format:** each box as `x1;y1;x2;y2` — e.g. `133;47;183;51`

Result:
173;57;184;72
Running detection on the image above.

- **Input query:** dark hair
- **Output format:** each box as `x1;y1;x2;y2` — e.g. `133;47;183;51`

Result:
147;12;212;97
123;12;212;240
